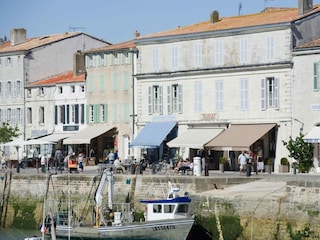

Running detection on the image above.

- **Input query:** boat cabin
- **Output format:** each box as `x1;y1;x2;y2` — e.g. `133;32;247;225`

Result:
140;187;191;221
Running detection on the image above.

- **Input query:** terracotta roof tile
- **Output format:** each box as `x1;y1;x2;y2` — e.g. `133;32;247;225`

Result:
296;38;320;48
27;71;85;87
137;6;320;39
0;32;82;53
86;40;136;53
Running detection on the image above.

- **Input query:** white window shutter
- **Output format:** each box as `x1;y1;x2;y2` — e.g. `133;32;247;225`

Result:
159;86;163;115
178;84;183;113
261;79;266;110
274;78;279;110
167;85;172;114
148;86;152;115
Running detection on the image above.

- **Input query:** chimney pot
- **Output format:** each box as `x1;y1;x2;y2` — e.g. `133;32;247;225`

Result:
10;28;27;46
210;11;219;24
298;0;313;15
134;30;140;38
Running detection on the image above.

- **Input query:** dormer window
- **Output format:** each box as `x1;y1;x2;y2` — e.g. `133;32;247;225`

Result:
70;85;75;93
58;86;63;94
38;87;45;96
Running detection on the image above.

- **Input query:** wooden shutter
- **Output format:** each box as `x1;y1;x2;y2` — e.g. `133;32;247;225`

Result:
274;78;279;110
178;84;183;113
167;85;172;114
261;79;266;111
148;86;152;115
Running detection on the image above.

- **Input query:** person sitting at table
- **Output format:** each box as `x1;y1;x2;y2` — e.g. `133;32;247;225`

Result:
179;158;192;174
114;157;125;174
173;159;184;174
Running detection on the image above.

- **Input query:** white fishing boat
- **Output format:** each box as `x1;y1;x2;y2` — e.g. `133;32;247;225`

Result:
52;169;194;240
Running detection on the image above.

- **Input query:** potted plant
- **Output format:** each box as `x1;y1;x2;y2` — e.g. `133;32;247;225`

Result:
219;156;227;173
265;158;273;174
279;157;289;173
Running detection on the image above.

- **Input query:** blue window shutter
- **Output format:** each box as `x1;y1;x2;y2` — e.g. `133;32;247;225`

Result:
148;86;152;115
81;104;85;124
274;78;279;110
54;106;58;125
66;105;70;124
94;104;99;123
159;86;163;115
167;85;172;114
314;62;319;91
261;79;266;111
178;84;183;113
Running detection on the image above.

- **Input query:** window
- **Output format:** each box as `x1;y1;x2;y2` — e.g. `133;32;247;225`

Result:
194;81;202;112
17;108;22;125
39;107;45;124
0;81;3;98
7;57;12;67
177;204;189;213
240;38;248;64
164;204;175;213
71;105;76;123
112;73;119;91
16;81;22;97
89;105;94;123
313;62;319;91
153;204;162;213
148;85;163;114
80;85;85;93
99;74;105;92
215;40;224;66
171;45;178;69
27;107;32;124
27;89;31;98
7;81;12;97
38;87;45;95
113;53;119;65
266;36;274;61
7;108;11;124
59;105;65;124
123;102;130;123
86;54;93;68
240;78;249;110
215;80;224;111
70;85;75;93
152;48;159;72
124;52;130;64
123;72;130;91
261;77;279;110
100;104;107;122
112;103;118;123
58;86;63;94
194;41;202;67
167;84;182;114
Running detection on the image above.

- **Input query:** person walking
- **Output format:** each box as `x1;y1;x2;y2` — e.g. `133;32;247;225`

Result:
54;148;63;173
238;150;247;176
78;152;84;173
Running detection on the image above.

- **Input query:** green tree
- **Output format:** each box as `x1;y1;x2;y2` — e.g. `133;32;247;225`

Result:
283;132;314;173
0;122;20;144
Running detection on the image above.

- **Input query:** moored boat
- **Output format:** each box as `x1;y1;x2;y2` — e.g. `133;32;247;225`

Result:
52;169;194;240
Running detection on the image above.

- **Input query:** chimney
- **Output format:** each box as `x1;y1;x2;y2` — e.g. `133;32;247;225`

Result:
134;30;140;39
210;11;219;24
73;51;85;76
298;0;313;15
10;28;27;46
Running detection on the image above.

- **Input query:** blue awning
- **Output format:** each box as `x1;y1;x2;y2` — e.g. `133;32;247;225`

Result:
130;121;177;148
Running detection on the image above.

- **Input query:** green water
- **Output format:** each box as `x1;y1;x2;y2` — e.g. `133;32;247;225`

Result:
0;227;42;239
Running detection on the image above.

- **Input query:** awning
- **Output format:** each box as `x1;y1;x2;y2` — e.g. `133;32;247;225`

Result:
167;128;224;149
63;124;116;145
303;126;320;143
3;138;53;147
36;133;74;143
205;123;276;151
130;121;177;148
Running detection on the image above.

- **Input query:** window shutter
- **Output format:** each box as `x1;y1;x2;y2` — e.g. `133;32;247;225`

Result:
274;78;279;110
167;85;172;114
55;106;58;125
66;105;70;124
81;104;85;124
62;105;66;124
159;86;163;115
104;104;108;123
148;86;152;115
313;62;319;91
75;104;79;124
178;84;183;113
94;104;99;123
261;79;266;110
86;105;89;123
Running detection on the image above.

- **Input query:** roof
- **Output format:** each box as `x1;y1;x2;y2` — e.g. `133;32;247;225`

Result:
137;6;320;40
0;32;109;53
295;38;320;49
27;71;85;87
86;40;136;53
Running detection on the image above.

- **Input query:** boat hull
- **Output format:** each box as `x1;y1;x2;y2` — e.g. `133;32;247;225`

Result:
55;218;194;240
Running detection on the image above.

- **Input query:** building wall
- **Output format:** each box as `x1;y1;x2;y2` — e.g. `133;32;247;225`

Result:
25;34;108;84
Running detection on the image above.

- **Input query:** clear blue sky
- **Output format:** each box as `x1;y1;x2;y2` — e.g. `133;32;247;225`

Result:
1;0;320;44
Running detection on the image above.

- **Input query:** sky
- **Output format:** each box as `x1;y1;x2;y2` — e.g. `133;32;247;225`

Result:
1;0;320;44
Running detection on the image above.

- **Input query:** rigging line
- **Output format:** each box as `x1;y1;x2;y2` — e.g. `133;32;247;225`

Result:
79;176;98;222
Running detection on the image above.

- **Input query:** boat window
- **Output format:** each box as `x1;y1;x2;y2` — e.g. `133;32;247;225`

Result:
177;204;189;213
164;204;175;213
153;204;162;213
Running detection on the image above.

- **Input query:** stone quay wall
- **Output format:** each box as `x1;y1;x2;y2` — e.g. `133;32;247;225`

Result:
1;172;320;239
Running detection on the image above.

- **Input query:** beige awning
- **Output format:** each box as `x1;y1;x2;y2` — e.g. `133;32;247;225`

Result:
205;123;276;151
36;133;74;143
167;128;224;149
63;124;116;145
